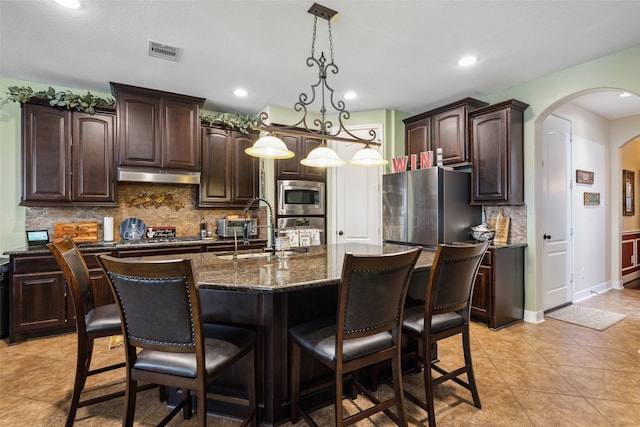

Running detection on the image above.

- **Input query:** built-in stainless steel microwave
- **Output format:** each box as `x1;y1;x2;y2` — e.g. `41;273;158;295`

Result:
277;180;325;216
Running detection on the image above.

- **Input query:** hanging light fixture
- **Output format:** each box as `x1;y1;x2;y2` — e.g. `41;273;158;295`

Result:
245;3;383;167
349;144;389;166
244;133;295;159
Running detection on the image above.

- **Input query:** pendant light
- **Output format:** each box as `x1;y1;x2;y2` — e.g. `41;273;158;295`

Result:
300;144;346;167
246;3;384;167
244;134;294;159
349;144;389;166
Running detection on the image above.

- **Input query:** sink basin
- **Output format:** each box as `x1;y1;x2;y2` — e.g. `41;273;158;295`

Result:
217;252;273;260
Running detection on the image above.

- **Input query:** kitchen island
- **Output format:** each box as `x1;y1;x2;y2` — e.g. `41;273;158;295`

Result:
143;243;435;425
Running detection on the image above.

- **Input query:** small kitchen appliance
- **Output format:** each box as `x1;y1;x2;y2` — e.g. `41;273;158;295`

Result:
216;219;258;238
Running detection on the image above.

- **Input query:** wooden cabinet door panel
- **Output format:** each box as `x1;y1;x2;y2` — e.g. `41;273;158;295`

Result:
163;98;200;170
276;135;304;179
621;239;635;270
200;128;232;203
405;118;430;159
232;132;258;203
118;92;162;166
471;109;508;203
471;264;492;321
432;106;466;164
89;269;114;307
276;135;325;180
199;127;258;207
302;138;326;180
22;104;71;202
470;100;527;205
12;272;67;331
72;112;115;202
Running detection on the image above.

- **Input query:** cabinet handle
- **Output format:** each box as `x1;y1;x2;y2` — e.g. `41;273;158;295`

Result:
543;234;551;240
338;231;344;236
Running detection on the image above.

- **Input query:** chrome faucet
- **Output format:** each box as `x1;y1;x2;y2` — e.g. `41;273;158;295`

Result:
232;229;239;261
243;197;276;251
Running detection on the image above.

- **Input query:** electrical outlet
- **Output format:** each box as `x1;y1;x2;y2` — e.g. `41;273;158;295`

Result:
580;268;585;279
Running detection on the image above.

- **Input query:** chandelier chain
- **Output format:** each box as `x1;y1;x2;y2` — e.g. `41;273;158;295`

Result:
252;3;380;151
311;16;317;58
328;21;334;63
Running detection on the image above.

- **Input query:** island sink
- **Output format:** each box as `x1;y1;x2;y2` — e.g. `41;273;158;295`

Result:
216;252;273;260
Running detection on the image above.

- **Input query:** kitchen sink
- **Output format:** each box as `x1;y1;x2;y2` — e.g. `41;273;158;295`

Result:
216;247;310;260
216;252;273;260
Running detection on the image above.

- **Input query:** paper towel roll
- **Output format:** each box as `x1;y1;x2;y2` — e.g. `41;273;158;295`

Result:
103;216;114;242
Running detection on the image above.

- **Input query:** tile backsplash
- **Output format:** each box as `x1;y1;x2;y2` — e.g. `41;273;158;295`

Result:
26;183;267;240
484;205;527;244
26;183;528;244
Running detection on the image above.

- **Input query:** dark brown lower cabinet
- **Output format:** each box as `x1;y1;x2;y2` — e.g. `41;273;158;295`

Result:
7;242;268;344
11;271;67;338
471;245;525;330
9;253;111;344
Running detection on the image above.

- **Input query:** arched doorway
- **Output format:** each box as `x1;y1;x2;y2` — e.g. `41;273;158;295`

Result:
620;136;640;286
535;88;640;312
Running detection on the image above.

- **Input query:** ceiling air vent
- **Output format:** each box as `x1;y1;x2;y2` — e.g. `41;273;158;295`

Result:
148;41;179;61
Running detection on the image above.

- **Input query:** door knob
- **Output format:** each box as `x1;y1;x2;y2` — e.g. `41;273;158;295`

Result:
338;231;344;236
543;234;551;240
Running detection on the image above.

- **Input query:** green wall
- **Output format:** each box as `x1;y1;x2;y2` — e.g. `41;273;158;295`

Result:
484;44;640;317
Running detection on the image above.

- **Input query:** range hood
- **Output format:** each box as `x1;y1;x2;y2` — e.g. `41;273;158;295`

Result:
117;166;200;185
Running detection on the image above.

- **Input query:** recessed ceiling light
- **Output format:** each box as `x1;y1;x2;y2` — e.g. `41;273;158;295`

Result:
53;0;81;9
344;91;358;100
457;56;477;67
619;92;632;98
234;88;248;97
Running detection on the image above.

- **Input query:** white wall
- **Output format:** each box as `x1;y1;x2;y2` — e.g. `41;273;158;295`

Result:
555;103;610;298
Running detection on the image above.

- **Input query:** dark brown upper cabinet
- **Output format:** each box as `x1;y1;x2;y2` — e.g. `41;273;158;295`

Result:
111;83;205;171
403;98;488;168
275;134;325;181
21;100;116;206
199;126;259;207
469;99;529;205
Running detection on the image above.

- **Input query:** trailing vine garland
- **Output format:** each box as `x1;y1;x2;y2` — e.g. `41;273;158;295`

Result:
1;86;115;114
200;112;259;134
2;85;260;133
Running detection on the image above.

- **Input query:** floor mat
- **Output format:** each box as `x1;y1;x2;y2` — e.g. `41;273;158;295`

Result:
545;304;627;330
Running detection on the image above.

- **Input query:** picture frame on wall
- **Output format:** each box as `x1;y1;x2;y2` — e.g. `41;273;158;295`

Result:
623;169;635;216
584;192;600;206
576;169;594;184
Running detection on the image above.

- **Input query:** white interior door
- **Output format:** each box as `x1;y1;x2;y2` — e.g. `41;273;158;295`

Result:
331;124;383;245
542;114;572;310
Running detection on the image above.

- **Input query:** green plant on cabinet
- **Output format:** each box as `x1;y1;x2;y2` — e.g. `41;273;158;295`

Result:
1;86;115;114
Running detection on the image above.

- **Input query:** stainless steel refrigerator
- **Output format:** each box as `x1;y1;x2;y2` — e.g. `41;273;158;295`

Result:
382;168;481;247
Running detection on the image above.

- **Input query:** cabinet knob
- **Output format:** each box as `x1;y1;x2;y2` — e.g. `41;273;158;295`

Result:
338;231;344;236
543;234;551;240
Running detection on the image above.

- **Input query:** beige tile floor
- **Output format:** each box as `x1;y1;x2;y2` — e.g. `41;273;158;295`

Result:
1;288;639;426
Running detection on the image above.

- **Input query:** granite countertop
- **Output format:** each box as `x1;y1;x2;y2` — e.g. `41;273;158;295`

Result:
490;242;528;249
3;238;268;256
141;243;436;293
451;240;528;249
